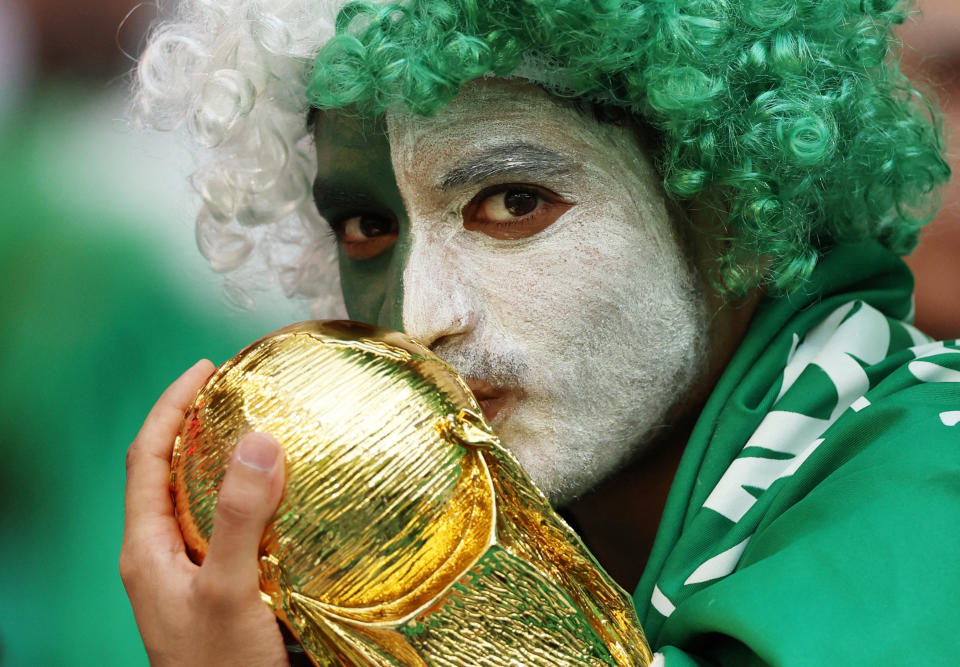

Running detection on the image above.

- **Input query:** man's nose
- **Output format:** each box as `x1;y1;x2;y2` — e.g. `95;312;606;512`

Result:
400;236;478;349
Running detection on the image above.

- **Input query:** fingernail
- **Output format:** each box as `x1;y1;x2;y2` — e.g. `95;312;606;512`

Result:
236;434;279;472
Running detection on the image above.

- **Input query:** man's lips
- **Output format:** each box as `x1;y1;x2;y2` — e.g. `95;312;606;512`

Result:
465;378;512;422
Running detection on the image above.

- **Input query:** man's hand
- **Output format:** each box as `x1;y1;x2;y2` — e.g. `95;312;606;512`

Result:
120;360;289;667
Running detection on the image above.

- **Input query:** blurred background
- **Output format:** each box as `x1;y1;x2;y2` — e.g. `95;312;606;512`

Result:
0;0;956;664
0;0;302;663
900;0;960;339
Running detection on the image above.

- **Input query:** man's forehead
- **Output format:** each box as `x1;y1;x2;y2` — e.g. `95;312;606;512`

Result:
383;78;628;191
313;77;636;187
384;78;575;145
315;80;578;142
313;109;389;150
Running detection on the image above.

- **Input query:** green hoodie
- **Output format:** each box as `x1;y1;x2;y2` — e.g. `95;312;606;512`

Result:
634;242;960;665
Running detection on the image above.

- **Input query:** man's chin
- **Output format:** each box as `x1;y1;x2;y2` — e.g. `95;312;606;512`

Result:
496;409;643;507
494;420;585;506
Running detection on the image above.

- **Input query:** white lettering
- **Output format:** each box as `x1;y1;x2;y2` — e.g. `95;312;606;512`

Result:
651;585;676;617
939;411;960;427
909;361;960;384
684;538;752;585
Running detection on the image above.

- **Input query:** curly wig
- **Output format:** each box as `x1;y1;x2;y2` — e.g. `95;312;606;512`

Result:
136;0;950;299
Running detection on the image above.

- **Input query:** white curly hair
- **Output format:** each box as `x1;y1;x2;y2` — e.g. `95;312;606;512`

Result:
134;0;355;314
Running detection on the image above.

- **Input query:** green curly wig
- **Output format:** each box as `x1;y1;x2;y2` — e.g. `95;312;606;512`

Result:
306;0;950;295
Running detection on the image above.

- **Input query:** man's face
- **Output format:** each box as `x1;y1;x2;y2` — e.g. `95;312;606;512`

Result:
313;78;710;504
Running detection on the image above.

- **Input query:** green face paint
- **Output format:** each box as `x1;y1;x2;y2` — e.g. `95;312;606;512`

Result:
312;112;409;330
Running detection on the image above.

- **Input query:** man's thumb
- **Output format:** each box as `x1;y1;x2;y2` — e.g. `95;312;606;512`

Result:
201;433;285;595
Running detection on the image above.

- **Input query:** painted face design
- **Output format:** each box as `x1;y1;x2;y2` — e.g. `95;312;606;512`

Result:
314;78;710;504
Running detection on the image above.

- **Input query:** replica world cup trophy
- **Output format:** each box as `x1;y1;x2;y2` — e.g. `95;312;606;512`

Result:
171;320;652;665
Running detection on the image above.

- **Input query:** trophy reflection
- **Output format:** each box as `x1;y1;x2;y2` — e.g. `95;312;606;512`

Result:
172;321;652;666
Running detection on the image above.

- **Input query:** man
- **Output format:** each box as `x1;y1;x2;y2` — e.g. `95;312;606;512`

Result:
121;0;960;664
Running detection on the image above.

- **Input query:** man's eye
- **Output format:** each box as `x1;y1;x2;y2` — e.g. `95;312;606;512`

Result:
482;189;539;220
336;215;398;260
463;185;574;240
341;215;395;241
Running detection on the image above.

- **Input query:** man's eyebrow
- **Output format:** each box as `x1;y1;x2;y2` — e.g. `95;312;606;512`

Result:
312;178;382;212
439;142;574;190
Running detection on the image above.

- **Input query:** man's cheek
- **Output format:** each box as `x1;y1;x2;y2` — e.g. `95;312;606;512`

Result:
482;249;633;329
338;247;405;329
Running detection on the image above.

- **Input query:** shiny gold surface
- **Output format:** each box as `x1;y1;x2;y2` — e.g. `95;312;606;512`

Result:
172;320;652;665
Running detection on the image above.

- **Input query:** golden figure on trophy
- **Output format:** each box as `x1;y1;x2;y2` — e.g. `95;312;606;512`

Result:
172;320;652;665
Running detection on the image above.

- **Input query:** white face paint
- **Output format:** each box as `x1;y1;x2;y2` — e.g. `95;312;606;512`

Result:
382;78;711;505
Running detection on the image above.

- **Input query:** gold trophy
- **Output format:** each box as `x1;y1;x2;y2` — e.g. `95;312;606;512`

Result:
172;320;652;666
